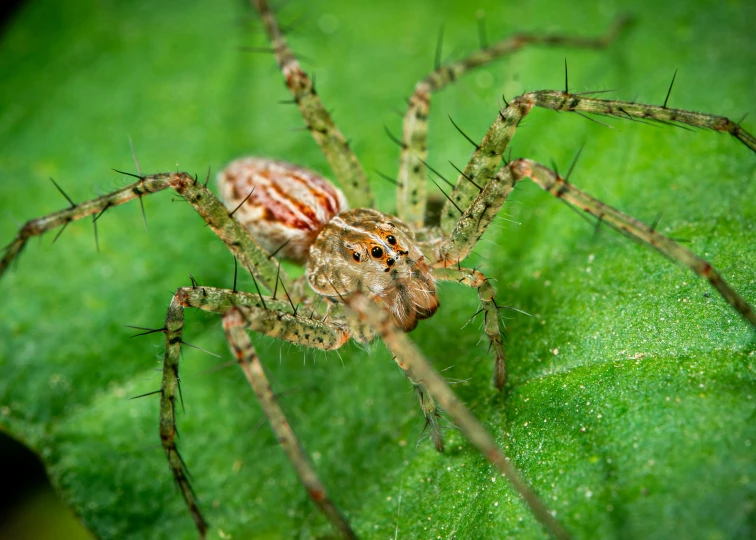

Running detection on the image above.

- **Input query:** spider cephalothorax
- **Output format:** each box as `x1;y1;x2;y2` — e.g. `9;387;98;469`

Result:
307;208;439;332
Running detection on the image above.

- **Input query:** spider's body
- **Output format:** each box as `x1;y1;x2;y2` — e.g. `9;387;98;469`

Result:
220;158;440;332
1;0;755;538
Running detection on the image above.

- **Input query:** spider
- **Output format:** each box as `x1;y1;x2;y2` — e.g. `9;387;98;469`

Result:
1;0;755;538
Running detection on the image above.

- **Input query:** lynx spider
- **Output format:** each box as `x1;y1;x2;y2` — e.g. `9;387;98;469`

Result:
2;0;755;538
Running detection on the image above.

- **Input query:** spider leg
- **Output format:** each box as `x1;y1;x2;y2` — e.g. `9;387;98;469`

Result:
508;158;756;327
525;90;756;151
0;172;283;288
438;166;516;264
160;291;207;537
441;132;755;326
158;285;353;537
396;15;631;228
223;307;357;539
432;267;507;389
343;290;569;540
439;92;756;232
429;85;756;326
430;88;755;382
251;0;373;209
410;381;444;451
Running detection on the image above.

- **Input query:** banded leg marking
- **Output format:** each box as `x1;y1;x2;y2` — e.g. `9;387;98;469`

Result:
252;0;373;209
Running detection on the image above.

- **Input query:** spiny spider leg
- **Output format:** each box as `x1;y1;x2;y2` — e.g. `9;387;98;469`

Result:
400;265;507;448
437;166;516;264
410;381;444;451
432;90;756;326
508;158;756;326
161;290;207;536
531;91;756;151
160;285;352;537
223;307;357;540
441;154;756;327
429;91;755;387
252;0;373;208
432;266;507;389
344;289;570;540
397;15;631;228
0;172;283;288
440;91;756;231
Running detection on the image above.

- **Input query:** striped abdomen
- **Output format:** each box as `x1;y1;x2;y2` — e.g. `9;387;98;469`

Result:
219;158;347;264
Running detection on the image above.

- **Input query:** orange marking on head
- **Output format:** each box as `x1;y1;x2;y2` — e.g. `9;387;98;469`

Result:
309;488;326;502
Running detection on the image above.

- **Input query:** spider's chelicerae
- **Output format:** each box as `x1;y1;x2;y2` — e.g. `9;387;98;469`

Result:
2;0;755;538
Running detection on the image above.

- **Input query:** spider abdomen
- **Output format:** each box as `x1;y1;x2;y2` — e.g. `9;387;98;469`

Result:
219;158;347;264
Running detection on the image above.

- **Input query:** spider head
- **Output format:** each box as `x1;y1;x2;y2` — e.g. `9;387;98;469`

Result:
307;208;439;332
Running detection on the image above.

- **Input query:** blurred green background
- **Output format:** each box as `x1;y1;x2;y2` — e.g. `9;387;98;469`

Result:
0;0;754;538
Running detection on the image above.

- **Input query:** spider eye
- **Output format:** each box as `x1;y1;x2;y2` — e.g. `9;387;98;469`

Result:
352;252;361;262
371;246;384;258
386;235;396;245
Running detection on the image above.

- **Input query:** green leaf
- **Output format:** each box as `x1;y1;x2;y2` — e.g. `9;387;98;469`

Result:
0;0;754;539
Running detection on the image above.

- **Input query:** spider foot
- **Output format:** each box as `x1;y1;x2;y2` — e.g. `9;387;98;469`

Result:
414;383;444;452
